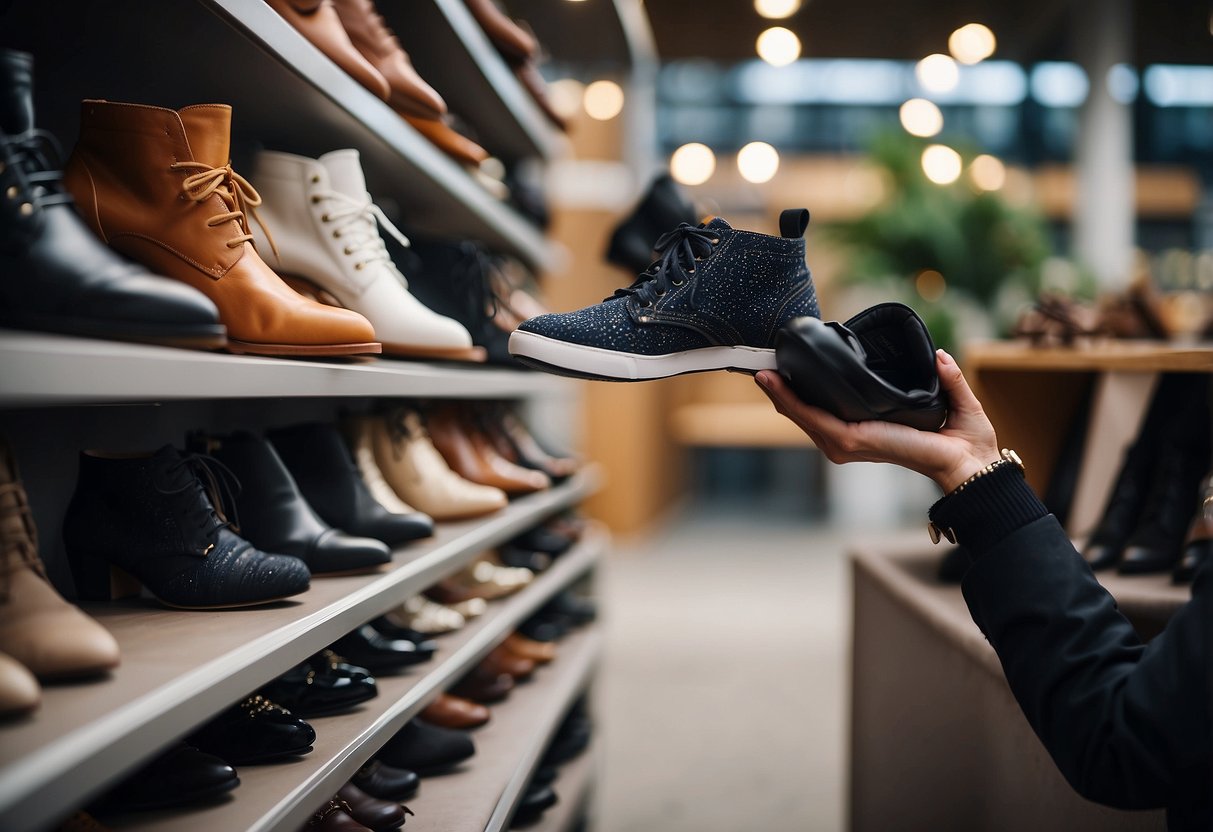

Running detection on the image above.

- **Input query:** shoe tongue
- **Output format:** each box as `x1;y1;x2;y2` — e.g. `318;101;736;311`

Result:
702;216;732;232
177;105;233;168
320;149;369;200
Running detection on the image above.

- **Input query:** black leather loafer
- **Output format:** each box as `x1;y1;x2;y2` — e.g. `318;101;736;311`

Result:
367;617;439;658
352;759;419;801
378;718;475;775
93;742;238;812
259;656;378;718
189;695;315;764
330;624;432;672
775;302;948;431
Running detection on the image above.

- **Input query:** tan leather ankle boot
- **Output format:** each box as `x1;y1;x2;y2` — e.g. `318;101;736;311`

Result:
0;441;119;680
63;101;379;357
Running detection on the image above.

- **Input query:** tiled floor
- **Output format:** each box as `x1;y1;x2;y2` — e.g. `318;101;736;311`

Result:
595;504;860;832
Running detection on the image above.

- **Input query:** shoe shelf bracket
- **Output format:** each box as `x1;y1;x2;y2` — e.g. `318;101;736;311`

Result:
111;528;606;832
403;628;602;832
0;332;573;408
0;470;599;832
388;0;561;163
0;0;554;270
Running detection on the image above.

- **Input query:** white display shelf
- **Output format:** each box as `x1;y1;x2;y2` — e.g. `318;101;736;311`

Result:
112;531;605;832
2;0;553;269
0;332;569;408
0;472;599;832
390;0;561;162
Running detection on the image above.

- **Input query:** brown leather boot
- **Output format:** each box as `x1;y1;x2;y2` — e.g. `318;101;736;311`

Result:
332;0;447;119
463;0;537;62
427;404;549;494
64;101;379;357
402;115;489;167
0;440;119;680
265;0;391;101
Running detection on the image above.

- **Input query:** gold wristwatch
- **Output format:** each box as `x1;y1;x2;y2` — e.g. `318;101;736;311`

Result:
928;448;1024;545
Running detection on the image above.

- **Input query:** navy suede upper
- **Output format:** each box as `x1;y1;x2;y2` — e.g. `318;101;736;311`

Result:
519;217;819;355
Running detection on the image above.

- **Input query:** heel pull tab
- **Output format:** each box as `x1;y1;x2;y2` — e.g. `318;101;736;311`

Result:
779;208;810;239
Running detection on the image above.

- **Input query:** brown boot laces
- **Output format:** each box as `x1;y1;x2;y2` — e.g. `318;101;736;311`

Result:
0;479;46;601
170;161;279;259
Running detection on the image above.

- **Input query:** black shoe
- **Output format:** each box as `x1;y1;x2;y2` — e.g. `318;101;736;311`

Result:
517;612;570;643
367;617;439;657
542;702;591;767
312;649;375;682
352;759;419;801
776;302;948;431
268;422;434;547
498;544;553;573
379;718;475;775
260;656;378;718
330;624;433;672
510;783;558;827
1083;375;1192;569
509;525;574;557
188;695;315;764
1119;386;1211;575
606;173;697;275
195;431;392;575
542;591;596;626
393;236;521;368
512;211;819;380
0;50;225;349
92;743;238;812
63;446;311;609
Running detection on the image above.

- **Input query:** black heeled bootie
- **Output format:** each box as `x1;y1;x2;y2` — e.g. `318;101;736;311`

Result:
62;446;310;609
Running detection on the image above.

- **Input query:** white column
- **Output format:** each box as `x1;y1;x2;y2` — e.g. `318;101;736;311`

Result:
1073;0;1135;290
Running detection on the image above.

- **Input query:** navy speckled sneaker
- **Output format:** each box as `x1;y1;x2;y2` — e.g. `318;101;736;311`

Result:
509;209;820;381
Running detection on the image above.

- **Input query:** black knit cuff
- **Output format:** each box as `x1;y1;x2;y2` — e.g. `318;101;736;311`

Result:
928;462;1048;560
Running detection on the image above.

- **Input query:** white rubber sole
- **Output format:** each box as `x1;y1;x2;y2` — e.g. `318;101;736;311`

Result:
509;330;777;380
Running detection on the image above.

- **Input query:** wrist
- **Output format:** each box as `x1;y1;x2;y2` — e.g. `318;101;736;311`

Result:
935;450;1000;493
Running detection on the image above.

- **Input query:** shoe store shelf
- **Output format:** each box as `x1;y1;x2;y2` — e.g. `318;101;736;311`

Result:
964;340;1213;373
404;629;601;832
524;748;598;832
389;0;561;163
508;0;658;67
113;532;605;832
0;332;573;408
4;0;554;270
0;471;600;832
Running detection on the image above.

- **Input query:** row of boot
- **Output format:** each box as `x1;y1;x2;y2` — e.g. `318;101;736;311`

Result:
1083;374;1213;582
1;48;552;361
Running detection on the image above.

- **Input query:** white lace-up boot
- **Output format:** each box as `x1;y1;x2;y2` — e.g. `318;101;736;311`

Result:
252;149;483;361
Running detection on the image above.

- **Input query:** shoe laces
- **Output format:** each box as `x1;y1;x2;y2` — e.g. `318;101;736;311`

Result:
614;223;719;311
153;452;242;553
0;477;45;600
0;129;74;211
311;187;410;275
170;161;279;257
447;242;512;324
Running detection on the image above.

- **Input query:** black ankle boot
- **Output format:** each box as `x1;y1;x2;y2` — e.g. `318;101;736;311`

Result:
0;49;225;348
267;422;433;547
606;174;697;275
195;432;392;575
62;446;311;609
1120;385;1212;575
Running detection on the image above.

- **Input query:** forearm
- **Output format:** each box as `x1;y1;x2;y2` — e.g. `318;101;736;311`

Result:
932;473;1211;809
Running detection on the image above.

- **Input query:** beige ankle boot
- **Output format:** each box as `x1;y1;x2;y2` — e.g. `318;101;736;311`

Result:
0;441;120;680
370;409;507;521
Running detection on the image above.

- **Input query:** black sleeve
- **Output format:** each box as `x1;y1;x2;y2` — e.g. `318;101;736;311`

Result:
960;513;1212;818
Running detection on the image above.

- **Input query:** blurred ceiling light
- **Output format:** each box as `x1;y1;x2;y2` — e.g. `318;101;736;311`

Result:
754;0;800;18
737;141;780;183
583;80;625;120
915;269;947;301
670;143;716;186
756;27;801;67
916;53;959;94
969;154;1006;191
948;23;996;65
1106;64;1139;104
921;144;962;185
899;98;943;137
548;79;586;120
1143;65;1213;107
1030;62;1089;107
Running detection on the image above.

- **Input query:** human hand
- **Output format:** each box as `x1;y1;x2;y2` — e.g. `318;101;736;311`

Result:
755;349;1001;493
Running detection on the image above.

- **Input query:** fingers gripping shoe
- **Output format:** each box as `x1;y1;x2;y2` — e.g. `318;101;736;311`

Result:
510;210;819;380
776;302;949;431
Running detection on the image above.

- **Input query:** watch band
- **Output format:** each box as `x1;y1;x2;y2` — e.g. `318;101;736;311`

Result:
928;448;1025;545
